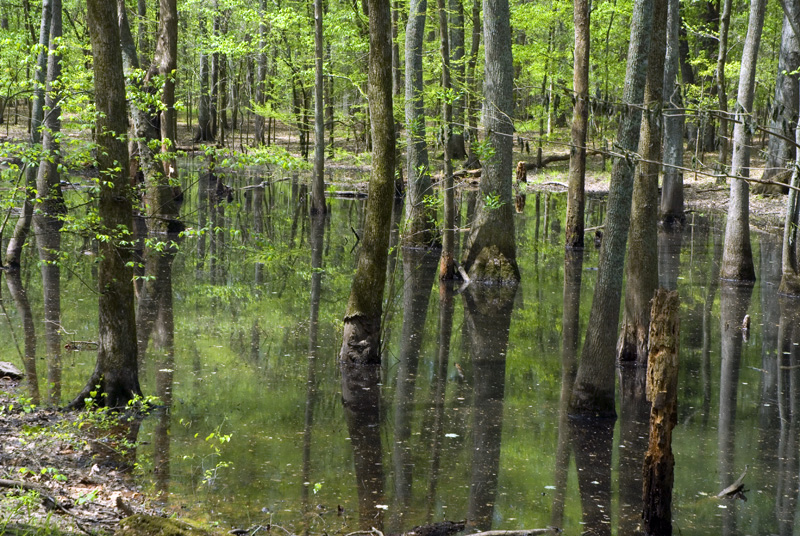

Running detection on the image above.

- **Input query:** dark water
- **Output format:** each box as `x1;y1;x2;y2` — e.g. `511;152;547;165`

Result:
5;164;800;535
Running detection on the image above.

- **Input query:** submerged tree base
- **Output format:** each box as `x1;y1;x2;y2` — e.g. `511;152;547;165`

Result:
467;244;520;284
339;314;382;365
568;381;617;420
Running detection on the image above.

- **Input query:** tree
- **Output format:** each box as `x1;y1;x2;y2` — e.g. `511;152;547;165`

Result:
403;0;435;248
715;0;732;172
565;0;589;249
438;0;456;278
617;0;667;365
719;0;765;282
569;0;653;417
70;0;141;409
460;0;518;283
339;0;395;365
660;0;685;227
311;0;326;215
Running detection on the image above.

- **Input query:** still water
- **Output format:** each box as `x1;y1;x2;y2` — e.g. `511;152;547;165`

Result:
6;164;800;535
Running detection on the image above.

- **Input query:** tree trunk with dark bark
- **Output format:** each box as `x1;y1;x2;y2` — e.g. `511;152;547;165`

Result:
70;0;141;409
439;0;455;278
311;0;326;215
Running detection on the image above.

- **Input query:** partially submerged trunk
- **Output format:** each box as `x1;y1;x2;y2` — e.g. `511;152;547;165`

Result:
71;0;141;409
720;0;765;282
339;0;395;365
461;0;518;283
569;0;653;417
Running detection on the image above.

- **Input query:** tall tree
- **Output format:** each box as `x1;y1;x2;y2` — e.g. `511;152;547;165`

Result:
34;0;65;405
780;88;800;295
403;0;435;247
70;0;141;409
569;0;653;417
339;0;395;365
6;0;50;267
253;0;268;146
460;0;518;283
715;0;732;172
719;0;765;282
660;0;685;227
617;0;667;364
438;0;456;278
565;0;589;249
311;0;326;215
195;14;214;142
449;0;466;158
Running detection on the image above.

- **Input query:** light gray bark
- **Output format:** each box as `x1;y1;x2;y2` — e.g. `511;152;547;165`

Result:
660;0;684;226
720;0;765;282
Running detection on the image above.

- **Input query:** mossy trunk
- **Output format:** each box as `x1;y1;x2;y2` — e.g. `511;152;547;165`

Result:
340;0;395;365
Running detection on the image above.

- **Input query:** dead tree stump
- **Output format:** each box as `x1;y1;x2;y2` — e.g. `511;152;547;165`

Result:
515;161;528;183
642;289;680;536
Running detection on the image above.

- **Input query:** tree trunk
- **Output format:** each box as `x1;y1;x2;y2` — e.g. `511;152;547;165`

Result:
439;0;455;278
339;0;395;365
311;0;326;215
715;0;732;172
659;0;685;228
465;0;480;150
195;15;214;143
449;0;466;159
253;0;267;146
642;289;680;536
70;0;141;409
34;0;64;407
461;0;518;283
780;82;800;295
569;0;653;417
618;0;667;365
720;0;765;282
565;0;589;249
6;0;50;268
761;6;799;186
403;0;435;247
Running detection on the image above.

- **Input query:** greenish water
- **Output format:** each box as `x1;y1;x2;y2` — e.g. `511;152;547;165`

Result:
5;164;799;535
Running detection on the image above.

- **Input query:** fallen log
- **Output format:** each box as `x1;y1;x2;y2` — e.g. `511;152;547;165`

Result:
716;466;748;499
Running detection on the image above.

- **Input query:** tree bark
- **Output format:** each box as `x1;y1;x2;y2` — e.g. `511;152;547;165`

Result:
403;0;435;247
195;15;214;143
439;0;456;278
339;0;395;365
642;289;680;536
70;0;141;409
461;0;518;283
720;0;765;282
569;0;653;417
449;0;466;159
780;80;800;295
253;0;267;146
618;0;667;365
660;0;685;227
565;0;589;249
311;0;326;215
715;0;732;172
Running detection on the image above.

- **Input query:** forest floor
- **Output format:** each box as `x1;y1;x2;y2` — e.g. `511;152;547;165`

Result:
0;377;189;536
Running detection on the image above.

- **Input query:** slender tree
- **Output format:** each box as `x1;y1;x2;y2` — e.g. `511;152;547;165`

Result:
311;0;326;215
439;0;456;278
660;0;685;227
70;0;141;409
565;0;589;249
715;0;732;172
720;0;766;282
339;0;395;365
460;0;518;283
569;0;653;417
403;0;435;247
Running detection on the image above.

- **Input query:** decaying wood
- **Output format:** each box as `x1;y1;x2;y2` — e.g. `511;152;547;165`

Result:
716;465;748;498
642;289;680;535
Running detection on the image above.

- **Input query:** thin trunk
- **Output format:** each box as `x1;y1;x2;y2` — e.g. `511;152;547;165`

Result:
565;0;589;249
716;0;732;171
780;79;800;295
720;0;765;282
311;0;326;215
403;0;435;247
439;0;455;278
660;0;685;227
449;0;466;158
254;0;267;146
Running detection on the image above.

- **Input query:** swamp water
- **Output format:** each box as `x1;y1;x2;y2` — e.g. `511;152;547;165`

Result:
4;164;800;535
